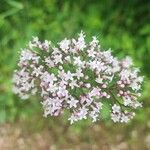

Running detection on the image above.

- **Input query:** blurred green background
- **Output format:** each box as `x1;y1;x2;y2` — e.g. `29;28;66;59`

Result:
0;0;150;149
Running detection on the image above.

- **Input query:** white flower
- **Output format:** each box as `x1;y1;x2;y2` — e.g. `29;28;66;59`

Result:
59;80;68;86
103;50;113;62
53;54;63;64
57;86;68;98
130;82;141;91
89;111;99;122
111;113;120;123
112;104;121;114
91;102;103;113
96;102;103;110
65;56;71;62
95;76;103;84
69;80;78;89
32;36;39;44
90;36;99;47
41;72;57;83
112;58;120;72
65;71;74;81
85;83;91;88
131;101;142;109
137;76;144;83
47;83;58;93
20;94;29;100
20;50;33;61
59;38;70;51
31;65;43;77
123;97;132;106
120;69;130;80
28;36;40;49
68;113;78;124
73;56;83;67
87;49;96;57
89;88;101;97
42;97;62;117
42;40;51;50
84;97;93;106
58;69;66;79
88;60;97;70
122;56;133;68
67;98;78;108
75;68;84;79
45;57;55;67
73;31;86;50
78;107;88;120
52;47;61;55
121;114;129;123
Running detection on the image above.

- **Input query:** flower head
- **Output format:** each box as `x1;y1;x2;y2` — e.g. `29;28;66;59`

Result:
13;31;143;124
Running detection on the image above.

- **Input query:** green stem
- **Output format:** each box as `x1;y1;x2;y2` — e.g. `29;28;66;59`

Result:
108;90;123;107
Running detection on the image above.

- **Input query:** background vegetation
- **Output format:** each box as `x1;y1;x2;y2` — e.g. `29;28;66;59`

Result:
0;0;150;149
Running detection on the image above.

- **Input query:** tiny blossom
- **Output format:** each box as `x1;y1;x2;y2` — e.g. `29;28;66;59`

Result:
31;65;43;77
121;114;130;123
57;86;68;98
65;71;74;81
72;31;86;50
123;96;132;106
59;38;70;52
112;104;121;113
13;31;143;124
89;111;98;122
122;56;133;68
45;57;55;67
78;107;88;120
90;36;99;47
73;56;83;67
53;54;63;64
33;36;39;44
85;83;91;88
65;56;71;62
42;40;51;51
87;49;96;57
95;75;103;84
67;97;78;108
75;68;84;79
69;80;78;89
68;113;78;124
111;113;121;123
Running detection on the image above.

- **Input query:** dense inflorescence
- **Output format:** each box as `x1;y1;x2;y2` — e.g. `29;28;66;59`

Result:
13;32;144;124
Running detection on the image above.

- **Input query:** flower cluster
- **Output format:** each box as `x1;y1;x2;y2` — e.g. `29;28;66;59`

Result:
13;32;143;124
